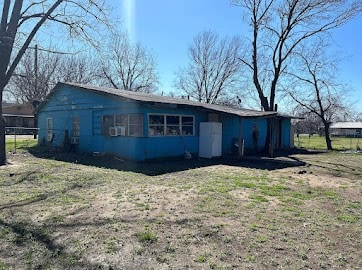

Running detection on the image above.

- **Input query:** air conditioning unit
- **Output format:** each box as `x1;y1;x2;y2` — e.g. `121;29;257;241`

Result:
70;137;79;144
109;126;126;136
109;127;118;136
115;126;126;136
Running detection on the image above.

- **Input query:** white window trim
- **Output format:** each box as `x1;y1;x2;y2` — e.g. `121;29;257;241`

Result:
148;113;195;137
127;114;144;137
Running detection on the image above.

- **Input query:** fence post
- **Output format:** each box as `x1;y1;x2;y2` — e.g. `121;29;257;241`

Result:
14;128;17;153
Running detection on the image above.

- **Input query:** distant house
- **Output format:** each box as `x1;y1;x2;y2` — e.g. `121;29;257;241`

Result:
36;82;293;161
3;103;35;133
330;122;362;138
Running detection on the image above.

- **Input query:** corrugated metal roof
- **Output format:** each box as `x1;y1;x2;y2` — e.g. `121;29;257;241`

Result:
330;122;362;129
48;82;278;118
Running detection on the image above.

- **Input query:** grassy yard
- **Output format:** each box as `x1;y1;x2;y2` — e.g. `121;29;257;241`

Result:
5;138;38;153
0;143;361;269
295;134;361;150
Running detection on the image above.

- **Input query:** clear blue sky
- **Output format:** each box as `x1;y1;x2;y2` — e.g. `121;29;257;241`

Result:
110;0;362;109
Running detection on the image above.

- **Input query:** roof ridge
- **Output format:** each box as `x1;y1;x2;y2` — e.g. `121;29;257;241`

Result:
50;82;279;118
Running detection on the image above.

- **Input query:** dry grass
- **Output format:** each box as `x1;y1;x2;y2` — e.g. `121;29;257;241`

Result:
295;134;361;150
0;147;361;269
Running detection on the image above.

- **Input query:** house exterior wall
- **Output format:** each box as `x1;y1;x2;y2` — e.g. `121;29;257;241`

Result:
38;86;203;160
280;118;291;148
38;85;290;160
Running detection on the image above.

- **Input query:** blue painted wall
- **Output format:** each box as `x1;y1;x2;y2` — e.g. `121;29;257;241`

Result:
38;85;291;160
38;85;202;160
219;115;268;154
280;118;291;148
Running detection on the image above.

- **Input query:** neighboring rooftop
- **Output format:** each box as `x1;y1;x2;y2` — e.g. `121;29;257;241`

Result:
42;82;279;118
330;122;362;129
2;103;33;117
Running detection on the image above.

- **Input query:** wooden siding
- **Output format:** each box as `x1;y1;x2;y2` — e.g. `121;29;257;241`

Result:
38;84;291;160
38;85;202;160
280;119;291;148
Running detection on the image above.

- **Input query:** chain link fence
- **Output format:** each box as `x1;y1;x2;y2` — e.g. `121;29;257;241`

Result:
5;127;39;153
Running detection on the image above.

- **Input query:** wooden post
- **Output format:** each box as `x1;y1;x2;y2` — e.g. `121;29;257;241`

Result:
14;127;17;153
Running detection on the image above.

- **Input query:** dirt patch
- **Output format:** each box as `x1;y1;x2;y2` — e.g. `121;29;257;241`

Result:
0;151;361;269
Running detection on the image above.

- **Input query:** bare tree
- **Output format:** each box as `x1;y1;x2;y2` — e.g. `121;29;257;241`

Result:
8;47;60;104
174;30;243;104
0;0;110;165
292;110;321;135
232;0;360;111
287;42;351;150
55;55;99;85
232;0;361;152
100;32;159;93
7;51;99;104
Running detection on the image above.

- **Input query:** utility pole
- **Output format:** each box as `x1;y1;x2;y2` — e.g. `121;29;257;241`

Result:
34;44;38;90
33;44;38;139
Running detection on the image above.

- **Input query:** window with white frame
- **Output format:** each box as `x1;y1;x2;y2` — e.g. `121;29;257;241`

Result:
181;116;194;135
148;115;164;136
128;114;144;136
102;114;143;137
148;114;194;136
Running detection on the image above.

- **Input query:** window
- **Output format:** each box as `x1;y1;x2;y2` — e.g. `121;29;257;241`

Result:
102;115;114;135
128;114;143;136
166;115;180;135
182;116;194;135
73;117;80;137
46;118;53;130
149;115;165;136
148;114;194;136
46;118;53;142
102;114;143;137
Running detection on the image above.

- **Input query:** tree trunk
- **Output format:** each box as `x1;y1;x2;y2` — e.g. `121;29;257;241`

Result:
0;103;6;165
323;122;333;150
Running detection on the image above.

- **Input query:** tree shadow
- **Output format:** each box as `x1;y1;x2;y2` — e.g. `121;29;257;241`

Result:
0;171;38;187
0;208;204;269
0;193;48;210
28;146;308;176
0;218;62;251
0;217;114;269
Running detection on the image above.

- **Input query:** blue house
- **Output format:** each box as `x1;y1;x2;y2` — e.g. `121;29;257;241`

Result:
36;82;292;161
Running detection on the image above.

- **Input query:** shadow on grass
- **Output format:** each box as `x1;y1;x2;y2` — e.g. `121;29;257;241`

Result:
0;217;116;269
0;193;48;210
0;212;203;269
0;219;62;251
28;146;309;176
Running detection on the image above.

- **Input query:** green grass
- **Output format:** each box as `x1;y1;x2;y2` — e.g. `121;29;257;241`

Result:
0;261;7;270
6;138;37;152
0;149;361;269
295;135;361;150
337;214;358;223
135;230;157;243
249;194;269;202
